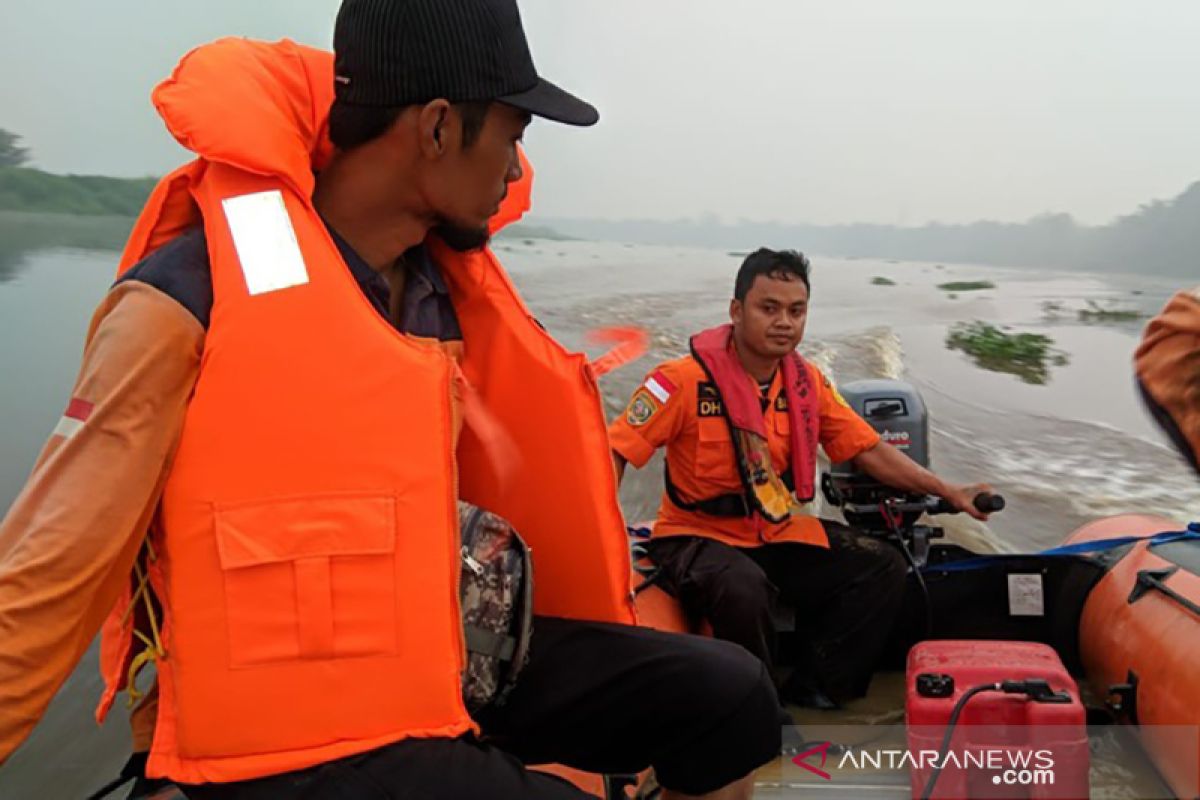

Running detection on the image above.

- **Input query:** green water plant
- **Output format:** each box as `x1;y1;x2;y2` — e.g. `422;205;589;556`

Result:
945;321;1068;385
938;280;995;292
1078;300;1145;323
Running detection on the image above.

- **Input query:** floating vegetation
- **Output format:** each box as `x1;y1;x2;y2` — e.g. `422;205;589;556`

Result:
1041;300;1066;319
1043;299;1144;324
871;276;897;286
938;280;995;292
945;321;1069;385
1078;300;1145;323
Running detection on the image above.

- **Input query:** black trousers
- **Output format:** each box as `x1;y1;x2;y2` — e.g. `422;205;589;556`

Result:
180;617;780;799
647;521;907;703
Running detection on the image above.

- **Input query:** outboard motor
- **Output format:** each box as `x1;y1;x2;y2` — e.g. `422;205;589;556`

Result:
822;378;1004;570
823;379;932;531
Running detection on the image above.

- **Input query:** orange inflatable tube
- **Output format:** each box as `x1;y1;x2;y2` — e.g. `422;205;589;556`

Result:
1068;514;1200;799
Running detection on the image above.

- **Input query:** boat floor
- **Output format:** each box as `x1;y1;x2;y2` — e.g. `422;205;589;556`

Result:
130;672;1176;798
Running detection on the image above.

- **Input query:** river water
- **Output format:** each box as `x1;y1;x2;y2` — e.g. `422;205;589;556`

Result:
1;229;1196;797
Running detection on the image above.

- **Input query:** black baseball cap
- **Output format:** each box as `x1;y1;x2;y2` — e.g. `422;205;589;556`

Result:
333;0;598;127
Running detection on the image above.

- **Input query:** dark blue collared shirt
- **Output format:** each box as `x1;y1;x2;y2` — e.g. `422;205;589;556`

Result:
119;225;462;341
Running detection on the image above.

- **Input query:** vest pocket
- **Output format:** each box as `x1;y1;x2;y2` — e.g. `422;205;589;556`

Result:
214;493;398;668
693;419;737;482
773;403;791;437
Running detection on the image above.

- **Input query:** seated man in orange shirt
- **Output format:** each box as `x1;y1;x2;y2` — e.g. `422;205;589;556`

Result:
610;248;992;709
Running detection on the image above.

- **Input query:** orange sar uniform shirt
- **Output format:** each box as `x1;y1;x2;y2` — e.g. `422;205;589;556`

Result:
609;355;881;547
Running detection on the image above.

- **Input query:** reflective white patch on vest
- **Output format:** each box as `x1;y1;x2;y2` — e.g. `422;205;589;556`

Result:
222;190;310;296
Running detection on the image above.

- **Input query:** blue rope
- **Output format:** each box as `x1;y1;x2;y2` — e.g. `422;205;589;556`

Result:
922;522;1200;574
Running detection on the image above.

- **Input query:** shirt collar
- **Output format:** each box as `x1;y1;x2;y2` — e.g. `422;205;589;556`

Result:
324;222;449;297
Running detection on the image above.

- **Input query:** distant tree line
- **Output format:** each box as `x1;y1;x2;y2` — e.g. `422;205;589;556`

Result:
540;189;1200;279
2;126;1197;276
0;128;155;217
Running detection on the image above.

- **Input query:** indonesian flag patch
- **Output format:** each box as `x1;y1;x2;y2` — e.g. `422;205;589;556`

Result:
643;370;677;404
52;397;94;440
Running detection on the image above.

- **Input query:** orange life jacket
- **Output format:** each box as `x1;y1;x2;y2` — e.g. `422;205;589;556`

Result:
94;37;634;785
686;324;819;521
627;356;831;548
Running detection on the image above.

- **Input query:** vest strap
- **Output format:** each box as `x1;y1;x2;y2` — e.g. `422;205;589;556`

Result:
663;461;795;518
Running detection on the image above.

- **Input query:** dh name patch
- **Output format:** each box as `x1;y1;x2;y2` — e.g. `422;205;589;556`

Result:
697;383;724;418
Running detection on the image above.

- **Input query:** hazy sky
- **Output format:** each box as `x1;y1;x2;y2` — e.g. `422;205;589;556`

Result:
3;1;1199;226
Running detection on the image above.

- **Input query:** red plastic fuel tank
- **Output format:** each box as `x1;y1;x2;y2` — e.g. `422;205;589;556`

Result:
906;640;1089;799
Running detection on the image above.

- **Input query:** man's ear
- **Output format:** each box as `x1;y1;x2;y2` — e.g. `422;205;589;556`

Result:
729;298;743;325
417;99;452;159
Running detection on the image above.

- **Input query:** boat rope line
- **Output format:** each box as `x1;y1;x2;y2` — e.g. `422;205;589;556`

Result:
921;522;1200;574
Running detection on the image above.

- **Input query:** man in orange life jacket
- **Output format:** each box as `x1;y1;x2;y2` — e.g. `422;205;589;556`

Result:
610;249;994;709
1136;284;1200;476
0;2;781;799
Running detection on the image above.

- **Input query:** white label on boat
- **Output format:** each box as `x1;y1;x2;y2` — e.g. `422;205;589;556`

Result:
1007;573;1045;617
222;190;310;296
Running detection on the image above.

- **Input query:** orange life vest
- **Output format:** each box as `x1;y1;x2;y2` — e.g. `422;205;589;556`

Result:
685;324;819;522
616;355;832;548
94;38;634;785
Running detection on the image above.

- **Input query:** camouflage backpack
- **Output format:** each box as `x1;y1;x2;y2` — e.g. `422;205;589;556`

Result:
458;501;534;713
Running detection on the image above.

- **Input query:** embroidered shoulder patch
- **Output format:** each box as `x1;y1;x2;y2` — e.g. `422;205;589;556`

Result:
830;383;851;409
626;389;660;426
820;372;851;408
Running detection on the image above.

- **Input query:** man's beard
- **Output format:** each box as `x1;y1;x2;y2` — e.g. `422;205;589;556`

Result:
433;220;491;253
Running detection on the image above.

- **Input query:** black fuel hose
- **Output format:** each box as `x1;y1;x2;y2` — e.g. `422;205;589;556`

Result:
919;683;1001;799
918;679;1065;800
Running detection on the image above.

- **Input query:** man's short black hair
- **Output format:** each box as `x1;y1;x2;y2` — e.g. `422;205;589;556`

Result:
328;99;492;152
734;248;811;301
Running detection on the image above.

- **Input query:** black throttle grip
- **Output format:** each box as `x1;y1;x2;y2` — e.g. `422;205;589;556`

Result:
974;493;1005;513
